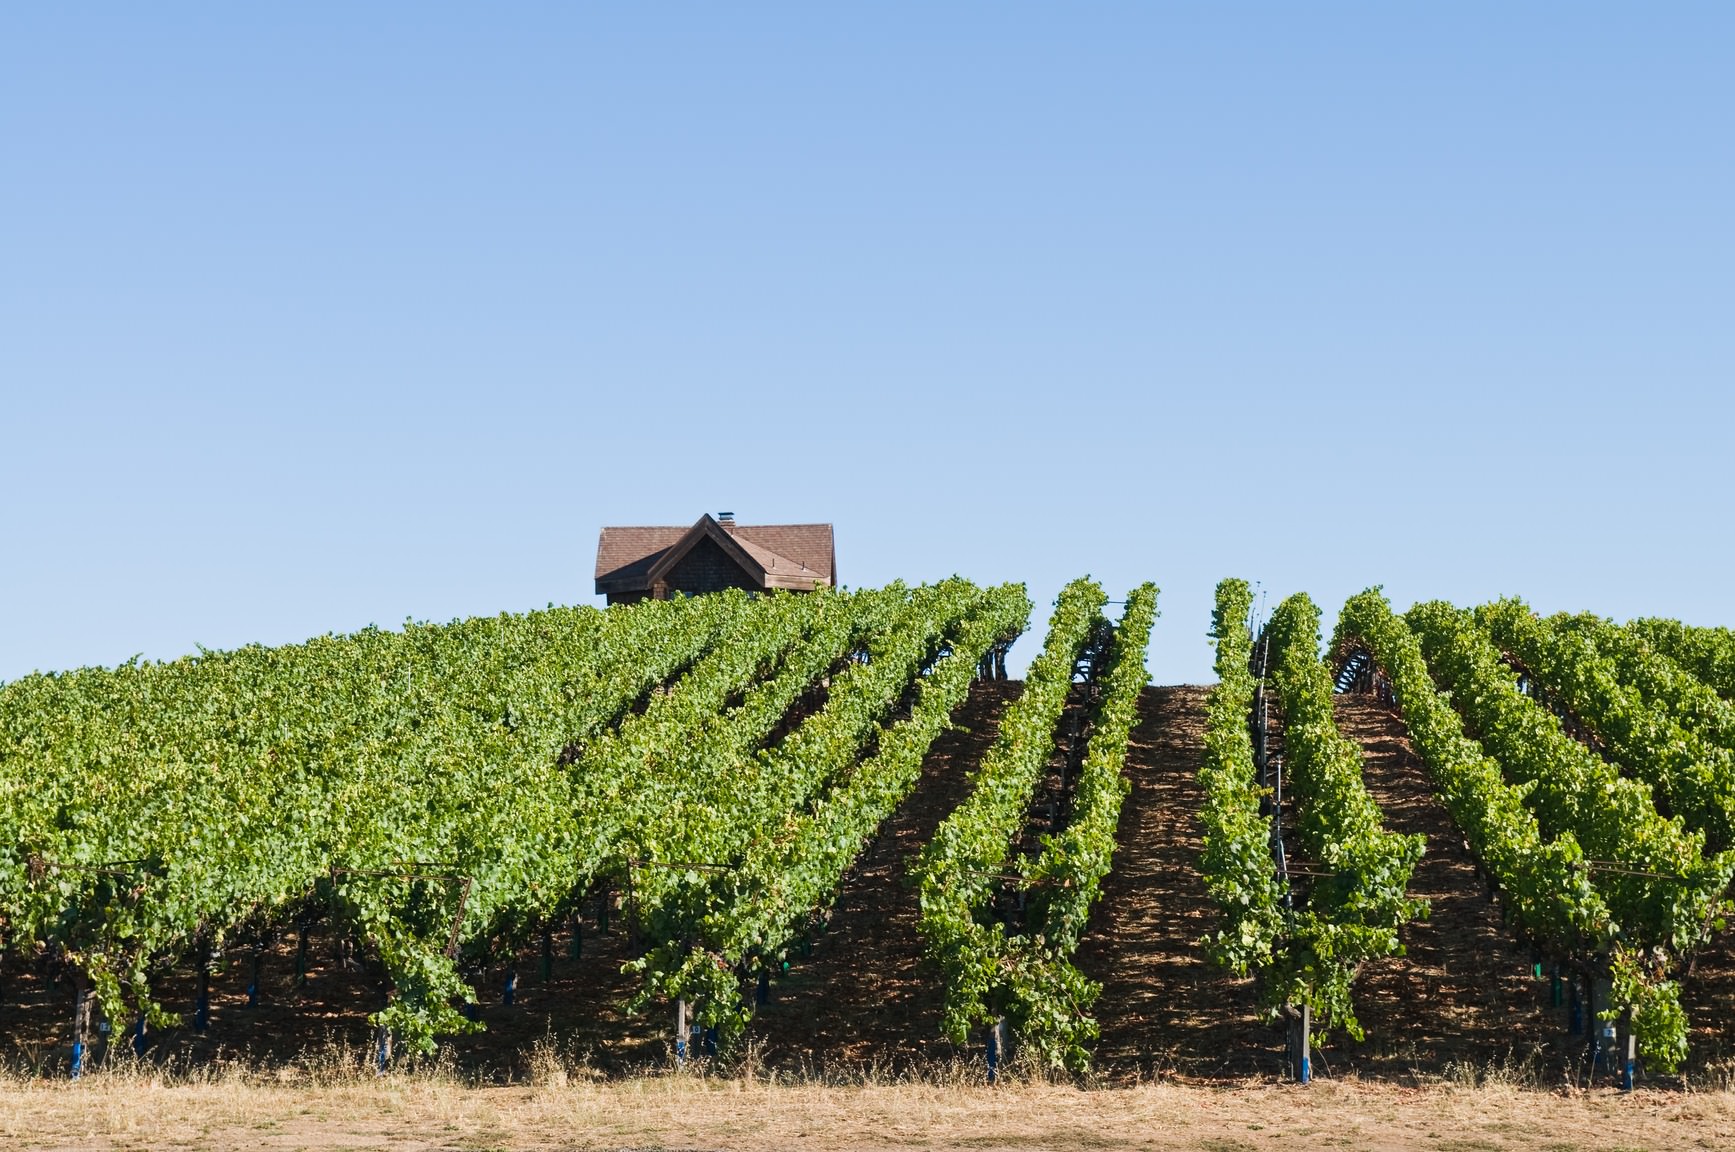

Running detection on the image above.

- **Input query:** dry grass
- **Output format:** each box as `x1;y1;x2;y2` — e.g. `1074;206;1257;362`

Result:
2;1048;1733;1152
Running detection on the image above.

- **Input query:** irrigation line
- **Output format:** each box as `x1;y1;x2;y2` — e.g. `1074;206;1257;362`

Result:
28;856;160;879
627;859;741;873
1579;861;1705;882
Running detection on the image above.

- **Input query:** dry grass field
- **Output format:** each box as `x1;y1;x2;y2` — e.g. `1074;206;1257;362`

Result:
0;1060;1731;1152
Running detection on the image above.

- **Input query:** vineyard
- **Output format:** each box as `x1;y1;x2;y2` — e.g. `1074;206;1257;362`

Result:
0;579;1732;1090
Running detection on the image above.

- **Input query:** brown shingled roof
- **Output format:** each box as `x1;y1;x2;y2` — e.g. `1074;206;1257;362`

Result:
595;515;835;596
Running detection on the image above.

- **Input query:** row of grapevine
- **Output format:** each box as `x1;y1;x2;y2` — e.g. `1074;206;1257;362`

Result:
0;590;755;1045
1584;618;1735;755
1404;601;1731;958
1631;619;1735;703
618;581;1003;1011
362;585;850;1045
1260;593;1426;1042
1478;599;1735;851
1333;592;1733;1070
0;584;959;1054
12;570;1726;1079
1332;591;1603;955
911;578;1107;1062
911;577;1158;1071
1196;579;1284;980
630;581;1034;1038
1013;582;1157;1068
558;582;919;937
314;583;886;1047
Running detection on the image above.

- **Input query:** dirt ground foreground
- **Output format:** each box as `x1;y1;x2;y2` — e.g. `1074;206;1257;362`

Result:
1;1073;1731;1152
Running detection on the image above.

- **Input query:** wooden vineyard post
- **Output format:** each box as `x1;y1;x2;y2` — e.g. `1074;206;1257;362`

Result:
69;972;93;1079
541;927;554;982
568;912;582;961
674;997;689;1067
1290;1004;1312;1084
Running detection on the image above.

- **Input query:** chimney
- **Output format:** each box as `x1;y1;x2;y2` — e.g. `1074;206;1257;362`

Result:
717;511;736;532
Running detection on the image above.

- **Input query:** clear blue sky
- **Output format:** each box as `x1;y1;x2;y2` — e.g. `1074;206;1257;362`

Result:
3;4;1730;686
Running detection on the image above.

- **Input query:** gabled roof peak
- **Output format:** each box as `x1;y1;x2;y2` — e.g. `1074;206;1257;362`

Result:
594;516;836;597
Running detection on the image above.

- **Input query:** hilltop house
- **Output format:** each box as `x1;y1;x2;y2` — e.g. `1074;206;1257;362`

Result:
593;514;836;606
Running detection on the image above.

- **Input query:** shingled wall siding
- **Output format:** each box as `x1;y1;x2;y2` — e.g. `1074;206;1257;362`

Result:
663;536;762;597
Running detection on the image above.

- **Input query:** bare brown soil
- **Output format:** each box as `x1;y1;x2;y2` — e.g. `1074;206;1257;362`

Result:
1076;686;1273;1079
